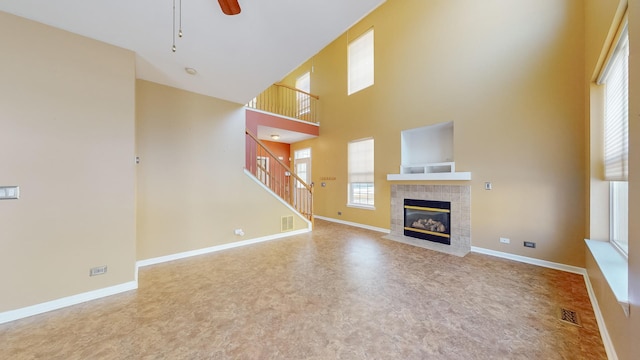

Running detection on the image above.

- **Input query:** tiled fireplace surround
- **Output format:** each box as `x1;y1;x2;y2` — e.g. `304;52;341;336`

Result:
385;185;471;257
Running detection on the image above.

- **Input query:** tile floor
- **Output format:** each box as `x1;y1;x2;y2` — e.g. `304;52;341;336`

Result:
0;220;606;359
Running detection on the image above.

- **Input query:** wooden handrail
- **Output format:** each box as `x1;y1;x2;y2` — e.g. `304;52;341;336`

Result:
247;83;319;124
246;128;314;225
245;129;314;193
274;82;320;100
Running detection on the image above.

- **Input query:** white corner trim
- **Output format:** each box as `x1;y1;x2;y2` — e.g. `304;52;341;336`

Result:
582;269;619;360
471;246;617;360
136;228;311;268
0;281;138;325
243;169;313;229
470;246;586;274
314;215;391;234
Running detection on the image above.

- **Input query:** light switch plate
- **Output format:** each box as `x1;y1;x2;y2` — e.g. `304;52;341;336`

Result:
0;186;19;200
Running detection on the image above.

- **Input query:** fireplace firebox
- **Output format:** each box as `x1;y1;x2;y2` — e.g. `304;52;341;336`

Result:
404;199;451;245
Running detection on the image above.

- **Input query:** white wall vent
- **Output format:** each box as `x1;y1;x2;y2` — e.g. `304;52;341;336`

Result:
281;215;294;232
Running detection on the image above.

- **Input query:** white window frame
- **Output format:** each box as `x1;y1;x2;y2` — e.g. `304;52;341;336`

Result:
296;72;311;116
348;28;374;95
347;138;375;209
610;181;628;257
585;14;629;317
294;148;311;189
599;21;629;257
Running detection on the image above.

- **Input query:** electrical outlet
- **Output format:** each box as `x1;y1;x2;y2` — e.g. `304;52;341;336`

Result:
484;182;492;190
0;186;19;200
90;265;107;277
234;229;244;236
524;241;536;248
500;237;510;244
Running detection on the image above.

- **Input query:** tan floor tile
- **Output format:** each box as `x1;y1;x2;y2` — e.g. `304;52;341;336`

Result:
0;220;606;359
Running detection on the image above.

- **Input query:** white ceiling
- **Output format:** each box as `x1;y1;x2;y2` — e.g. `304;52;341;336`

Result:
257;125;317;144
0;0;385;104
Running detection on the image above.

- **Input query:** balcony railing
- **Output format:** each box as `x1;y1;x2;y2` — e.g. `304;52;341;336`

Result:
245;129;314;224
246;83;319;124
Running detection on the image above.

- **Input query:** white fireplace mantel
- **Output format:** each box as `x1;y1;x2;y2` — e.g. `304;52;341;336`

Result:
387;160;471;181
386;172;471;181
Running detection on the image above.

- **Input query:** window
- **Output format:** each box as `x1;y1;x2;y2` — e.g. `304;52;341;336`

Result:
348;28;374;95
600;23;628;255
294;148;311;188
610;181;628;254
348;138;374;207
296;72;311;116
602;27;629;181
294;148;311;160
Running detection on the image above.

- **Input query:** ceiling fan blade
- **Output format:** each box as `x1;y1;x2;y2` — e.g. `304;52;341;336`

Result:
218;0;241;15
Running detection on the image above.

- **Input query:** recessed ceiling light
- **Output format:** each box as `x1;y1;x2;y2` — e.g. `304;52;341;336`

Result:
185;67;197;75
271;134;280;140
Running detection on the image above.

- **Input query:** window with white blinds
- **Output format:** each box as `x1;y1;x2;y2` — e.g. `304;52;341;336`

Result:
348;28;374;95
601;26;629;181
348;138;374;207
598;19;629;256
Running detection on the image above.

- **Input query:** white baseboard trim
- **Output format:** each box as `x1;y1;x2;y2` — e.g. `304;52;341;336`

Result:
313;215;390;234
471;246;616;360
137;228;311;268
0;281;138;325
471;246;585;274
582;270;618;360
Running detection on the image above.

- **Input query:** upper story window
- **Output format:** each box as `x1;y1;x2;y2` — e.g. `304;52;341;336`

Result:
296;72;311;116
294;148;311;160
599;22;628;255
348;28;374;95
348;138;374;208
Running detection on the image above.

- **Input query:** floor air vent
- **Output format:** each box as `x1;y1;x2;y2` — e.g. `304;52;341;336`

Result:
558;308;582;327
281;215;294;232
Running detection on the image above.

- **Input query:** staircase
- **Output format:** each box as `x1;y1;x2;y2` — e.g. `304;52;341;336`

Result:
245;129;314;225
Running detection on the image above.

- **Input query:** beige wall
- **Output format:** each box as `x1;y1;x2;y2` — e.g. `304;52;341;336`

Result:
0;12;136;312
289;0;586;266
0;10;310;314
136;80;308;260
